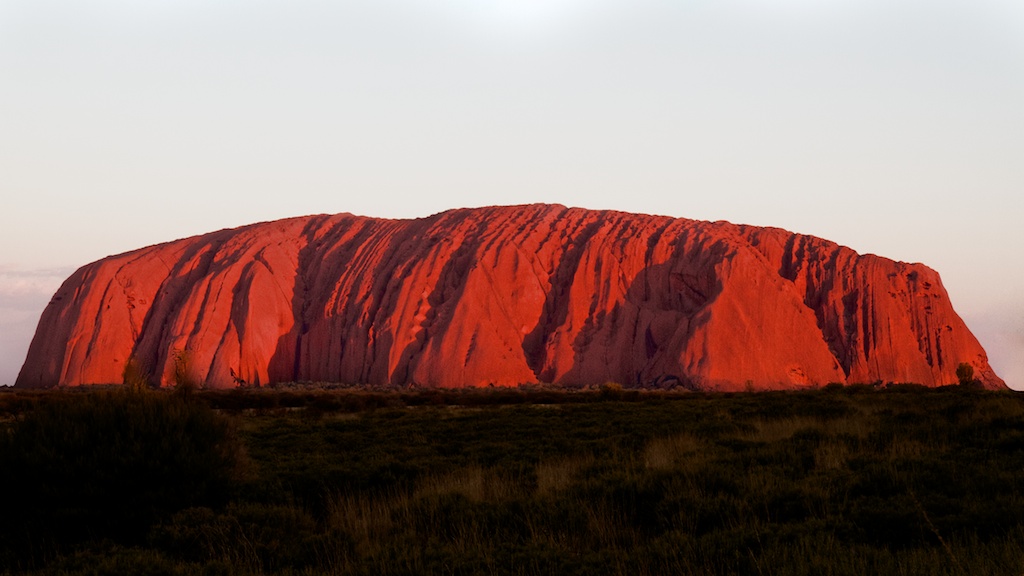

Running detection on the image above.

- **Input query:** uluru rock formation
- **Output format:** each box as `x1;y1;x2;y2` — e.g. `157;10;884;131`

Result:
17;205;1004;390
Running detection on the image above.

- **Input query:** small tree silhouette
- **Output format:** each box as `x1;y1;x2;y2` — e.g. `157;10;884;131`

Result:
172;348;199;399
122;355;150;392
956;362;975;386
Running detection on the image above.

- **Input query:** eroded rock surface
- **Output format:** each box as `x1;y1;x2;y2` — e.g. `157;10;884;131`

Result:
16;205;1005;390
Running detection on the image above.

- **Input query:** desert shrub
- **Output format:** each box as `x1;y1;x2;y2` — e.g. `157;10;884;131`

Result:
0;390;243;568
122;355;151;391
172;348;200;397
956;362;975;386
151;503;322;574
599;381;624;399
27;546;189;576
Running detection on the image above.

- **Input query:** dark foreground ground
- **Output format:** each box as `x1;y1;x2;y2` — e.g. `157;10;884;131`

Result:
2;384;1023;575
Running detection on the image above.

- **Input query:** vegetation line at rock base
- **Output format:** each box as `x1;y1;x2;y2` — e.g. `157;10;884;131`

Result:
1;385;1023;575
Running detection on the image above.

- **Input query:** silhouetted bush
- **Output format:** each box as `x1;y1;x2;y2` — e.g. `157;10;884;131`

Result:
957;362;975;386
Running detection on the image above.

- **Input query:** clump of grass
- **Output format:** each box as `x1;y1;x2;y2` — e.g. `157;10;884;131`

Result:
536;454;594;495
416;466;522;502
643;432;704;470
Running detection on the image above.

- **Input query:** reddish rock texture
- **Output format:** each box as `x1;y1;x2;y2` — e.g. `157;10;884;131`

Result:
16;205;1005;390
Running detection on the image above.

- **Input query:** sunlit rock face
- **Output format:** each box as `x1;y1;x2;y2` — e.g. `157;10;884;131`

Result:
16;205;1005;390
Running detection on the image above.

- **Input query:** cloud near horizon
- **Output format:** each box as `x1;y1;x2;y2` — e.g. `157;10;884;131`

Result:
0;266;72;386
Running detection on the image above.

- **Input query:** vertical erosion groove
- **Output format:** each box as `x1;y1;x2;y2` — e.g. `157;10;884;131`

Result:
522;213;607;382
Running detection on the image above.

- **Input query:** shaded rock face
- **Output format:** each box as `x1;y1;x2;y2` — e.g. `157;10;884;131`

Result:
17;205;1004;390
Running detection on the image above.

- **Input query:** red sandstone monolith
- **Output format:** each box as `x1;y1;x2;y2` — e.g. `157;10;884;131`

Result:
16;205;1005;390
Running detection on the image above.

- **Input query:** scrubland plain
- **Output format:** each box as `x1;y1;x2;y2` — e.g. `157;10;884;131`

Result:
2;384;1023;575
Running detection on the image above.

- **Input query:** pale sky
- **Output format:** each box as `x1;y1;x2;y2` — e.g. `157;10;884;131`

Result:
1;0;1021;388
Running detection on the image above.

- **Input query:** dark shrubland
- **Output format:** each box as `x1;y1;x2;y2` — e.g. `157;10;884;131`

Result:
1;384;1023;575
0;389;243;570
